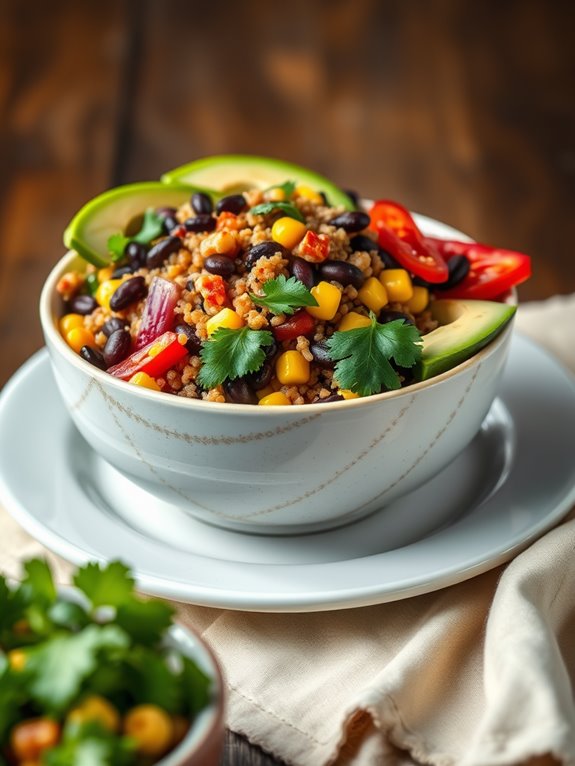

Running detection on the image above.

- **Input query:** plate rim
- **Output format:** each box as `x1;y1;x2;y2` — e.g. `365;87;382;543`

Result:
1;340;575;612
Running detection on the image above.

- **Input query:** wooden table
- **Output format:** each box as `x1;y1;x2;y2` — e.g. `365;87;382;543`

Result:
1;1;574;763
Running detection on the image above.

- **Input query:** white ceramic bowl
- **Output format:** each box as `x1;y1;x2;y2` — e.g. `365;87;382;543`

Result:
40;215;515;535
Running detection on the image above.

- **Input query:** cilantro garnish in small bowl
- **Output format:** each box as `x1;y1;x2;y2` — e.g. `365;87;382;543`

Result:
0;559;223;765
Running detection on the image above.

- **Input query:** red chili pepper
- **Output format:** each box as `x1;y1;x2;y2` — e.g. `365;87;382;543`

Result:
273;310;316;342
108;331;188;380
196;274;229;310
425;238;532;300
298;230;330;263
369;200;448;283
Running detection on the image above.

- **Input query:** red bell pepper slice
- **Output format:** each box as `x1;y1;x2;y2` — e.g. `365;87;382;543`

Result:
108;331;188;380
196;274;229;310
425;238;532;299
298;230;330;263
369;200;448;283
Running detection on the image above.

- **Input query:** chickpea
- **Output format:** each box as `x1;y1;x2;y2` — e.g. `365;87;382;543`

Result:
123;704;174;757
67;694;120;733
10;718;60;761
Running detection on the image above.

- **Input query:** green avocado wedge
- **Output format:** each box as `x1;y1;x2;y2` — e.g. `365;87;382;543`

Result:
161;155;356;211
63;182;210;267
415;298;516;381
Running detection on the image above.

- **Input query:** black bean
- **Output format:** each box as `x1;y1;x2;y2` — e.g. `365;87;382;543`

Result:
434;254;470;291
184;215;216;233
344;189;360;207
163;215;180;234
69;294;98;315
245;241;290;269
111;265;134;279
216;194;247;215
191;191;213;215
204;255;236;277
329;211;370;233
412;275;431;288
146;236;181;269
246;360;274;390
102;317;128;337
309;341;335;369
109;276;148;311
378;248;401;269
80;345;106;370
155;206;177;219
318;260;365;289
223;378;258;405
393;363;415;387
174;323;202;355
379;310;415;325
125;242;147;269
290;256;315;288
349;235;379;253
313;393;344;403
103;329;131;368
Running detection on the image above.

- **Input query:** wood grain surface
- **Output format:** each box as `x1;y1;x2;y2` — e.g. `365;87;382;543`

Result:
1;1;574;763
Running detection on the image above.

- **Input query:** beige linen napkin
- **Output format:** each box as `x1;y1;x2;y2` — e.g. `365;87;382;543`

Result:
1;295;575;766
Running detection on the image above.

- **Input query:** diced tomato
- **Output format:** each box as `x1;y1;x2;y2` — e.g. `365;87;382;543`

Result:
196;274;229;310
216;211;241;231
298;230;330;263
426;238;532;299
108;331;188;380
135;277;182;350
273;310;316;342
369;200;448;283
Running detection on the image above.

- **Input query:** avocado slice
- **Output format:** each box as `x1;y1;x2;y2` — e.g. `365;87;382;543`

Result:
416;299;516;381
63;182;209;267
161;155;355;210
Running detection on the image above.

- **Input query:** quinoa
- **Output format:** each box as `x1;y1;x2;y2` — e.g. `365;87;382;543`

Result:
59;187;438;405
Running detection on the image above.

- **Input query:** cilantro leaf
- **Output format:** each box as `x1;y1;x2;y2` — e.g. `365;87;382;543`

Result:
21;558;57;606
73;561;135;610
326;314;422;396
250;275;318;315
115;598;175;644
25;624;129;712
198;327;274;389
181;655;211;716
127;647;182;712
106;208;165;261
249;201;305;222
263;180;296;197
0;576;26;636
44;721;135;766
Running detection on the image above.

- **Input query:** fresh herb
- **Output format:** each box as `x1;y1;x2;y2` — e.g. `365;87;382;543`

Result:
263;180;296;197
326;313;422;396
84;272;99;296
250;274;318;316
198;327;274;388
249;201;305;223
107;208;165;261
43;720;135;766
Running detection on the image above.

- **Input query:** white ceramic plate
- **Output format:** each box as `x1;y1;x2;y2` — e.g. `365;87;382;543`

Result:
1;337;575;612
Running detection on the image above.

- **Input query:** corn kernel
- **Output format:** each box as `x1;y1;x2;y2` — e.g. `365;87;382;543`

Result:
59;313;85;335
338;311;371;332
275;350;310;385
306;281;342;320
65;327;96;354
339;389;360;400
267;187;286;202
271;217;307;249
256;385;276;400
129;372;161;391
407;286;430;315
258;392;292;406
97;266;114;284
95;279;123;310
379;269;413;303
206;307;244;336
358;277;388;313
295;185;324;205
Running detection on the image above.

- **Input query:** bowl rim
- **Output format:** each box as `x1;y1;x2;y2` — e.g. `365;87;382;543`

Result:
40;213;516;416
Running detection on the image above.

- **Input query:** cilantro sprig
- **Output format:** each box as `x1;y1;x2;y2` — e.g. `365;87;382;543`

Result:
263;180;296;197
250;275;318;316
198;326;274;389
326;313;422;396
249;201;305;222
107;208;165;261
